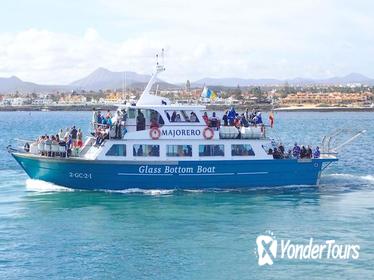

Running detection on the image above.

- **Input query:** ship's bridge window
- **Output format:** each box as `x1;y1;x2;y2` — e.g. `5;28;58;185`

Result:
231;144;255;156
166;110;199;123
106;144;127;156
166;145;192;157
199;145;225;156
133;144;160;157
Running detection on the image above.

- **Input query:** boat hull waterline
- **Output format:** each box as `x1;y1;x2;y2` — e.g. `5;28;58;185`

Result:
12;153;337;190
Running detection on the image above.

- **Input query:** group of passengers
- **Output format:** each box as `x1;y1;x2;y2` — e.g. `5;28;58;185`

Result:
133;145;160;157
268;143;321;159
94;109;128;144
34;126;83;157
222;108;263;127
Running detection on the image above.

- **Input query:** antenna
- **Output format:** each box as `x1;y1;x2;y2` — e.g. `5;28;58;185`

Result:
161;48;164;67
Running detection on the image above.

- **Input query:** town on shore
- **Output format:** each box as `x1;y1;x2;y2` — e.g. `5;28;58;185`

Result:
0;80;373;112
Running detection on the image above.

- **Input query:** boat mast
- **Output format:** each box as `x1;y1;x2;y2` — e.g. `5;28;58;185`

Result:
137;49;165;105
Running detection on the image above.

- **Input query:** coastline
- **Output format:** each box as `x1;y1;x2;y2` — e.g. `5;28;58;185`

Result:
0;104;373;112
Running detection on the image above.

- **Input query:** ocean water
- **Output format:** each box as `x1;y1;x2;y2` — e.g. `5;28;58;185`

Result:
0;111;373;279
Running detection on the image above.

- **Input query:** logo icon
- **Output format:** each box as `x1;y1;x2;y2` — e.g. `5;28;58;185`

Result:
256;235;277;266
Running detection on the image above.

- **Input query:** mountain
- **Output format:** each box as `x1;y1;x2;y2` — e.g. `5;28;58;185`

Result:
0;76;68;93
193;73;374;87
69;67;153;90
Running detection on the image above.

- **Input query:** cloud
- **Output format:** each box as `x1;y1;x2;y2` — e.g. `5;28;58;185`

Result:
0;0;373;84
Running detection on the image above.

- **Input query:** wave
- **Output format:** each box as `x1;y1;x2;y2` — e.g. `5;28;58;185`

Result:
104;188;175;196
321;173;374;185
25;179;74;193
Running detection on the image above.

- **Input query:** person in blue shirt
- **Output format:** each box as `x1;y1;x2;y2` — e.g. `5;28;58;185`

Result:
313;146;321;158
255;112;263;124
97;111;103;125
292;143;301;158
227;107;236;126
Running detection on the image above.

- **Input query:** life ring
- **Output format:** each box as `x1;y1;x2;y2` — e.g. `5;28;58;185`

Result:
149;127;161;140
203;127;214;140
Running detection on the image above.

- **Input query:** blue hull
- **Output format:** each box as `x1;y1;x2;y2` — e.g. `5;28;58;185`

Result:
12;153;337;190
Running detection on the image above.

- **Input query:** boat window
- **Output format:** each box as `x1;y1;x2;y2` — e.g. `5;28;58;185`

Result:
128;108;136;119
165;110;199;123
231;144;255;156
199;145;225;156
133;144;160;157
166;145;192;157
106;144;126;156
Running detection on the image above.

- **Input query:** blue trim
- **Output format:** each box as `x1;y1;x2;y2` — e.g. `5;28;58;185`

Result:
12;153;337;190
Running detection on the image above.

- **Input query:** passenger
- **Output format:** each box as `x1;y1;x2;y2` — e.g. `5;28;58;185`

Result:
249;109;256;124
233;115;240;128
267;148;273;155
278;143;285;156
136;110;146;131
300;146;307;159
70;126;78;147
97;111;103;125
210;112;218;129
255;112;263;124
171;111;177;122
227;107;236;126
175;114;182;122
58;129;64;139
240;113;250;127
273;147;282;159
245;108;250;120
24;142;30;152
106;110;112;119
292;143;301;158
307;145;313;158
77;129;83;148
59;137;67;157
64;128;70;139
45;136;52;157
285;149;292;159
115;111;122;139
150;118;159;129
313;146;321;158
190;112;198;122
137;145;144;156
187;145;192;156
222;111;228;126
202;112;209;125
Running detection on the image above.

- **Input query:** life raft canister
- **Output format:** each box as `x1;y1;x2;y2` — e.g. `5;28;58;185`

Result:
203;127;214;140
149;127;161;140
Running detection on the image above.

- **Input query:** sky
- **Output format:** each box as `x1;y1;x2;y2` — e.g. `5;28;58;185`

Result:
0;0;373;84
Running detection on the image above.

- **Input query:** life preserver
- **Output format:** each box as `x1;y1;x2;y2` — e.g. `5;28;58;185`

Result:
203;127;214;140
149;127;161;140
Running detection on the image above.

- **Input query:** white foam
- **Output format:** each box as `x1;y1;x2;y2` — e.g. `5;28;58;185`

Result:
25;179;73;193
105;188;175;196
321;173;374;185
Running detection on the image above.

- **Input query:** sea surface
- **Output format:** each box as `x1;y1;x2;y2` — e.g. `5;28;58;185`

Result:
0;111;373;279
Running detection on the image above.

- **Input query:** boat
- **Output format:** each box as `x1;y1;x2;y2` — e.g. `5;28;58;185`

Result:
7;55;364;191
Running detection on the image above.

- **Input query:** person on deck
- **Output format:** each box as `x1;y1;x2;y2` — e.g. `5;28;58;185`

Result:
202;112;209;125
300;146;307;159
307;145;313;158
136;110;145;131
209;112;218;129
313;146;321;158
171;111;177;122
240;113;249;127
227;107;236;126
190;112;198;122
292;143;301;158
222;111;228;126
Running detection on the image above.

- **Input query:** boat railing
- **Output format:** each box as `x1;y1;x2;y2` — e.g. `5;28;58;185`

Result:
321;129;366;154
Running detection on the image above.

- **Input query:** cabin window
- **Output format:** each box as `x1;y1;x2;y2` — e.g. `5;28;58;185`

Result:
128;108;136;119
199;145;224;156
166;145;192;157
165;110;199;123
133;144;160;157
231;144;255;156
106;144;126;156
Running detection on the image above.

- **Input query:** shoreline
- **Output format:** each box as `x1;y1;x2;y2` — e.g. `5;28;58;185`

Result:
0;104;373;112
